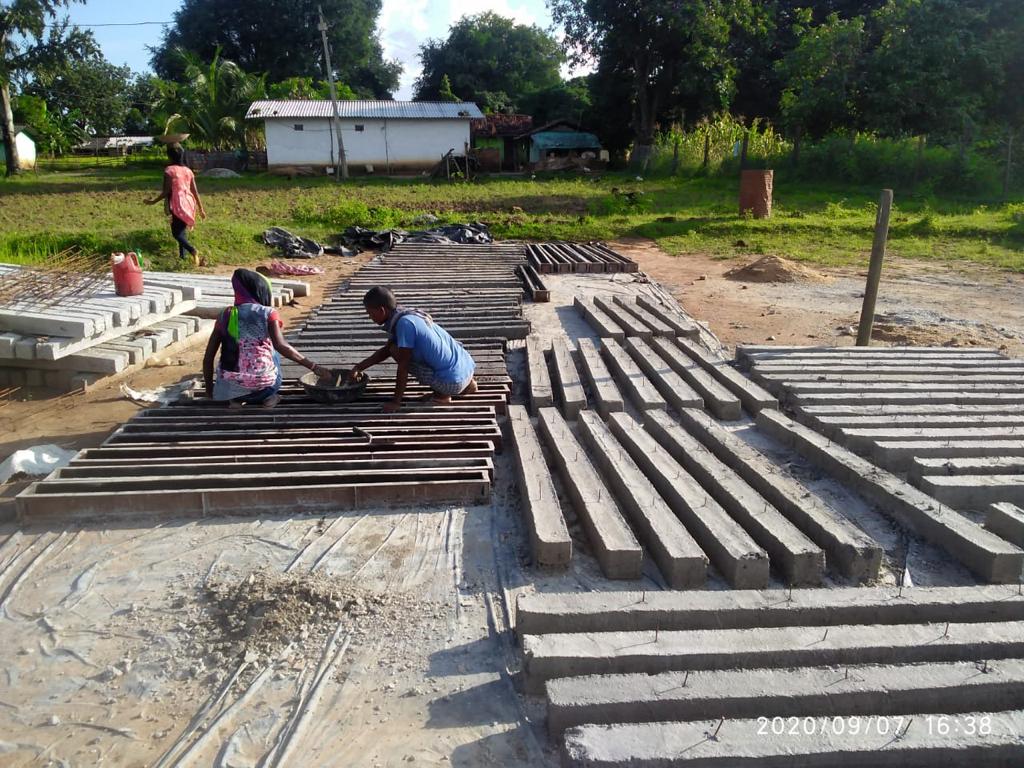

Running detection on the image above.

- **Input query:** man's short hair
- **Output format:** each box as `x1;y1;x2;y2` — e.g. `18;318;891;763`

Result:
363;286;396;311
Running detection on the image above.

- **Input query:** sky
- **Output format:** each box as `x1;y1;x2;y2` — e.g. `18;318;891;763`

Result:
64;0;564;99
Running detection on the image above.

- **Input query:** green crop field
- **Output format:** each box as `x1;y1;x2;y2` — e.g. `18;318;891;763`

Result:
1;167;1022;272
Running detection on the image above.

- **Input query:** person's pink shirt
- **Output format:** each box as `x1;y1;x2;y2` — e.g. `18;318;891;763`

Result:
165;165;197;227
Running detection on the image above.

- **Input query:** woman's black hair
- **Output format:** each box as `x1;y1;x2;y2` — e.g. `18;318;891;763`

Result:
167;143;185;165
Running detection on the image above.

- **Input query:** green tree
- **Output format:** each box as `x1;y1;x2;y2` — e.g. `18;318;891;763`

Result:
437;74;459;102
550;0;757;169
776;11;865;140
1;1;85;175
23;50;134;136
150;0;399;99
520;77;592;127
267;76;355;101
157;48;267;150
13;92;84;154
413;12;563;111
123;74;163;135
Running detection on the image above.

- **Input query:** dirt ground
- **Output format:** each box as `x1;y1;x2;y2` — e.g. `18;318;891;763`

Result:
0;240;1020;766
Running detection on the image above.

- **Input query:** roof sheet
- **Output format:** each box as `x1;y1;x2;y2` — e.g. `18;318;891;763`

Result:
246;100;484;120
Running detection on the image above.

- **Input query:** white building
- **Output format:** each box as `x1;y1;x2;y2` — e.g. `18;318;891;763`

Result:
0;127;36;170
246;100;485;173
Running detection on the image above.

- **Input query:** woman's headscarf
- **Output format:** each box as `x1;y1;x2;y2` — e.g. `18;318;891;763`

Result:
232;269;273;306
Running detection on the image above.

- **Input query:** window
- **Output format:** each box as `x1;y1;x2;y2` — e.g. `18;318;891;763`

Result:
293;124;304;131
355;124;365;132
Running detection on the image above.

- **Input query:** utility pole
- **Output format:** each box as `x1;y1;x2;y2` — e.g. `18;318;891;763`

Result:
318;5;347;180
856;189;894;346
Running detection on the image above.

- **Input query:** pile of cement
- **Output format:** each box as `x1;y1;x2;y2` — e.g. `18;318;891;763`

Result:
725;255;829;284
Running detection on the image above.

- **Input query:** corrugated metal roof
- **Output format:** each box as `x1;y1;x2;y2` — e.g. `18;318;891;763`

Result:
246;100;484;120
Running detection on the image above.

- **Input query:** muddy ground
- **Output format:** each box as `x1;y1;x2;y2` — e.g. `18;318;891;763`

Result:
0;241;1020;767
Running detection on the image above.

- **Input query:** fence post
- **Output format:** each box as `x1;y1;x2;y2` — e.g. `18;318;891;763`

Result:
856;189;894;346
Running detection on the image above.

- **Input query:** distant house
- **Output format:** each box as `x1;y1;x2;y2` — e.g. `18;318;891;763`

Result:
471;114;533;172
0;127;36;170
245;100;486;173
517;119;605;169
75;136;155;155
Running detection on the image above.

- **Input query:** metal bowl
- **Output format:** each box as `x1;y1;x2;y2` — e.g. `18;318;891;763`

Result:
299;369;370;404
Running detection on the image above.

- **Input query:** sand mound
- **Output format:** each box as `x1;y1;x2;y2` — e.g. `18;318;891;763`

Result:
725;255;829;284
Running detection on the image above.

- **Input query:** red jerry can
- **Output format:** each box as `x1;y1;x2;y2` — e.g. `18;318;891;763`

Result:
111;252;144;297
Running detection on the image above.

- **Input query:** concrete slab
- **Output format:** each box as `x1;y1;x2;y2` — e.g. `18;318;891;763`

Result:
548;659;1024;734
635;295;700;338
911;456;1024;481
550;338;587;419
608;413;769;588
523;620;1024;691
738;344;1004;361
536;407;643;580
526;335;553;413
600;340;667;412
573;297;625;340
561;710;1024;767
623;338;702;411
577;338;624;419
757;410;1024;583
577;412;709;589
507;405;572;568
648;337;742;420
919;475;1024;512
987;503;1024;547
792;391;1024;407
798;403;1024;418
840;427;1024;455
785;381;1024;394
807;413;1024;439
676;408;882;582
674;337;777;414
874;440;1024;472
644;410;824;586
514;585;1024;637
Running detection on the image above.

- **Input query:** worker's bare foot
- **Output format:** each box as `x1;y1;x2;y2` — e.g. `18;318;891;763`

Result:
431;395;453;405
261;394;281;409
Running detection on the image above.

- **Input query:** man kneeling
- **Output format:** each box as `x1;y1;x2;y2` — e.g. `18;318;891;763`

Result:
350;286;478;412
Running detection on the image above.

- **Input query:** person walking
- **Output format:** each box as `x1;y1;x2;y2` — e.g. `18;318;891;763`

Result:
203;269;330;409
146;143;207;267
348;286;478;412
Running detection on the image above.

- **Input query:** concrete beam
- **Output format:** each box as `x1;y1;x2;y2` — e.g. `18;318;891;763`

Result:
536;407;643;580
757;410;1024;583
987;502;1024;547
623;338;703;411
875;440;1024;471
548;659;1024;734
674;337;777;413
526;335;553;413
648;337;742;420
550;338;587;419
577;412;708;588
600;340;667;412
798;403;1024;418
791;392;1024;407
644;410;824;586
911;456;1024;481
608;413;769;588
612;296;675;337
593;296;651;338
576;338;624;419
523;620;1024;691
561;710;1024;767
806;413;1024;439
507;405;572;568
514;585;1024;637
919;475;1024;512
676;408;882;582
635;295;699;339
573;297;625;340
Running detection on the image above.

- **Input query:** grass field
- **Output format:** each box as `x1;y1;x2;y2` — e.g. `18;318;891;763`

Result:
1;167;1022;272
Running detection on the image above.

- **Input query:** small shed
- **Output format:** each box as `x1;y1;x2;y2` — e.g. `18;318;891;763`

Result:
246;100;485;173
0;126;37;170
471;114;533;171
517;119;603;168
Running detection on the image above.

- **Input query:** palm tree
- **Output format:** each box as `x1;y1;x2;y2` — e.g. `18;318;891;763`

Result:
158;47;266;151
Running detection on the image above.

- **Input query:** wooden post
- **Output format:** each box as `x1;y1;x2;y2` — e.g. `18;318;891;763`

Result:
856;189;894;346
702;130;710;171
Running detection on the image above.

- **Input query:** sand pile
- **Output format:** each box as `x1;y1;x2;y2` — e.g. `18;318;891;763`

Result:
725;255;830;284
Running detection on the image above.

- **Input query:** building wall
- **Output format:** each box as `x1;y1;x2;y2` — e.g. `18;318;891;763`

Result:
265;118;470;170
0;133;37;169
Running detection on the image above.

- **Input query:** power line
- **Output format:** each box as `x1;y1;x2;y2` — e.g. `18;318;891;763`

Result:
44;21;172;28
